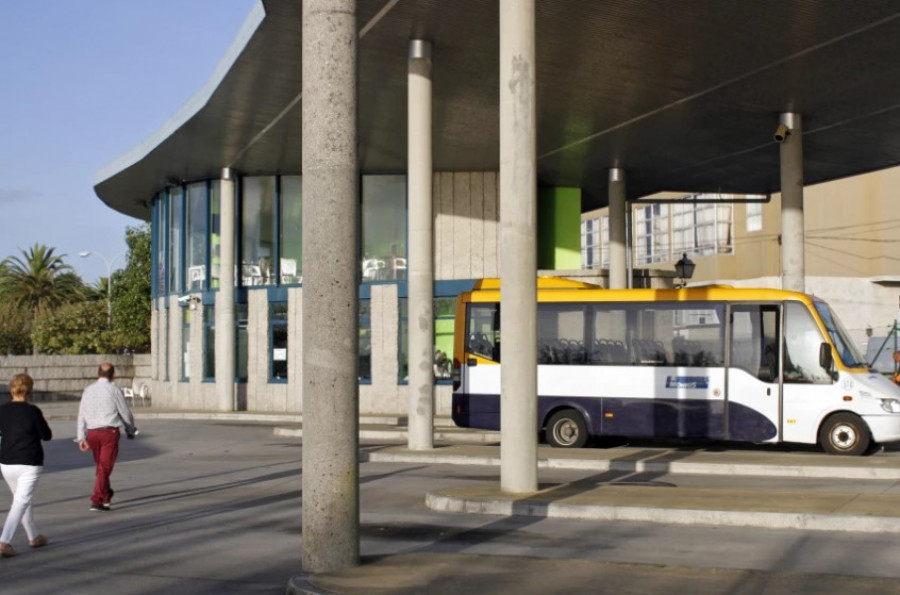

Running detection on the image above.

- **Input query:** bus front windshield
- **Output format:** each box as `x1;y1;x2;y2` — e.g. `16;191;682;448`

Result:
813;301;867;368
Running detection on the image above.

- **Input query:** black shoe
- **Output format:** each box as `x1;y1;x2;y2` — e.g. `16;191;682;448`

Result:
89;504;108;512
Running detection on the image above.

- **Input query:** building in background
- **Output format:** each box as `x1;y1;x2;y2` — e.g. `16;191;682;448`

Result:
581;166;900;351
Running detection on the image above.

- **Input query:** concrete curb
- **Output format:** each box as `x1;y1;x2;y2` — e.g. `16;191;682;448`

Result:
367;450;900;480
274;426;501;444
285;575;337;595
425;491;900;533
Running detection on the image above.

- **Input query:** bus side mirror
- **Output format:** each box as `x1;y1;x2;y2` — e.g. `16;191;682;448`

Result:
819;342;838;381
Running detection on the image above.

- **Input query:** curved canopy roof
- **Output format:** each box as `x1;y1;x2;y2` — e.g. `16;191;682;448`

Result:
95;0;900;220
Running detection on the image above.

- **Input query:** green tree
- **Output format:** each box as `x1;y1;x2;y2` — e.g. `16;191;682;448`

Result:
0;304;31;355
32;300;115;354
82;276;109;302
111;225;152;352
0;243;84;354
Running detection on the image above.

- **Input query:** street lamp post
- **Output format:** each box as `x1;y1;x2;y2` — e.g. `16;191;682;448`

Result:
79;250;122;327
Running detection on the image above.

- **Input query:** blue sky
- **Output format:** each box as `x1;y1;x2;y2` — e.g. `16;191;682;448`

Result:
0;0;255;283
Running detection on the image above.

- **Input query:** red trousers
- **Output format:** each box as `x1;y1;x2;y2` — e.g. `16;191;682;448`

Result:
86;428;120;506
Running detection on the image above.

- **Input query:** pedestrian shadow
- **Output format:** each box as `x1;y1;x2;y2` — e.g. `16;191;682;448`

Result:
38;434;164;476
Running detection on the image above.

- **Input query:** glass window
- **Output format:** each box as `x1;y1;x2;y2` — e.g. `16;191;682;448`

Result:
466;303;500;362
186;182;208;291
591;303;725;367
280;176;302;284
581;217;600;269
270;302;288;381
362;175;407;281
204;305;215;380
590;305;630;364
168;186;184;293
163;306;170;381
236;303;248;381
746;202;762;233
784;302;831;383
398;297;455;382
434;298;455;379
152;196;163;296
241;176;276;286
668;305;724;367
181;307;191;381
359;300;371;381
399;299;408;382
538;304;587;365
672;200;734;257
730;305;779;382
814;301;867;368
634;204;669;265
210;181;221;289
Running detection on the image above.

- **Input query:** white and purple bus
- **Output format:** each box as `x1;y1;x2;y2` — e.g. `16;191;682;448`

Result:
451;278;900;455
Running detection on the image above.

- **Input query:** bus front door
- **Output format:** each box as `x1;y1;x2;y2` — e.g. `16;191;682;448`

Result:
727;305;781;443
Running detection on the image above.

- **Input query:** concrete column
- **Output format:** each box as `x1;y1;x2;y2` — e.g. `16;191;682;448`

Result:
215;168;236;412
779;112;805;293
300;0;360;574
607;168;627;289
499;0;537;494
407;39;435;450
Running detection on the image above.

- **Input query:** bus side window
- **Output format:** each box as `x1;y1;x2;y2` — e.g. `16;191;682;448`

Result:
466;303;500;361
538;304;586;365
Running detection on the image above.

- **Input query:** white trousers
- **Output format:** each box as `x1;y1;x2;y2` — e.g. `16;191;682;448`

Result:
0;464;42;543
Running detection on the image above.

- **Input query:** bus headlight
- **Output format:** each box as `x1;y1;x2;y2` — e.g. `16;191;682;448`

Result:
880;398;900;413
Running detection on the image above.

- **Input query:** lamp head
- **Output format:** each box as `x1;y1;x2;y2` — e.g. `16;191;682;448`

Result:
79;251;91;258
674;253;696;287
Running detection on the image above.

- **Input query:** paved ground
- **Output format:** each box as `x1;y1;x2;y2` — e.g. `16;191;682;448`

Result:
2;402;900;593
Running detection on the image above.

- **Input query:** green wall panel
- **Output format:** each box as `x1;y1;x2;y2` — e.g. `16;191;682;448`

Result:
538;187;581;270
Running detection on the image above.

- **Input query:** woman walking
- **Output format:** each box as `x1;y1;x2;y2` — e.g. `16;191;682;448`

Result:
0;373;52;557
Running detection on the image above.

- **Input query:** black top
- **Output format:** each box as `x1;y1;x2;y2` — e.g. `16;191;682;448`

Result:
0;401;52;466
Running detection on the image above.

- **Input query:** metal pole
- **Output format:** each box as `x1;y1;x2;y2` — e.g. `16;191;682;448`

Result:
106;267;112;327
79;250;120;327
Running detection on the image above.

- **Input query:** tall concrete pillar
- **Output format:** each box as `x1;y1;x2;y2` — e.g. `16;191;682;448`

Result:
608;168;627;289
779;112;805;293
407;39;435;451
215;168;236;412
300;0;360;573
499;0;538;494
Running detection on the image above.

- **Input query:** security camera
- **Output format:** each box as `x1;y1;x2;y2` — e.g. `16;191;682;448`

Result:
773;123;791;143
177;295;191;304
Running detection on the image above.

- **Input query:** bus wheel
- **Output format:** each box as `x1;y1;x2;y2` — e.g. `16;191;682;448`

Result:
546;409;588;448
819;413;870;456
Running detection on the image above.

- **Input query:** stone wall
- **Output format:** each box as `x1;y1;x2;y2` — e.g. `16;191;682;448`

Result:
0;354;151;401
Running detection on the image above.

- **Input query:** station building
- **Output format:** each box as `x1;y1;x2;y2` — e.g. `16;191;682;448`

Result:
94;1;900;415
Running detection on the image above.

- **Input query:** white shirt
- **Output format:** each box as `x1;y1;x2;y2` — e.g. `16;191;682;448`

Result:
76;378;136;442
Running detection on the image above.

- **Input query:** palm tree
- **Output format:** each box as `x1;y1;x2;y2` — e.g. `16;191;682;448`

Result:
0;244;83;354
82;276;109;302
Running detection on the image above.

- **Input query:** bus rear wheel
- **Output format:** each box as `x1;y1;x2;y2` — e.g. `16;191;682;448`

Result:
819;413;870;456
546;409;588;448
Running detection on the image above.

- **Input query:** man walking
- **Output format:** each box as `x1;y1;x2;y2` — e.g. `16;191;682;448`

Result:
76;363;136;512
